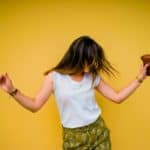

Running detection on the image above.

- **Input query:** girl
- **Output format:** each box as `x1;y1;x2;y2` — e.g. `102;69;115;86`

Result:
0;35;150;150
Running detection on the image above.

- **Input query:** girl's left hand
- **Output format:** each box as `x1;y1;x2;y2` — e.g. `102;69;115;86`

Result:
137;63;150;80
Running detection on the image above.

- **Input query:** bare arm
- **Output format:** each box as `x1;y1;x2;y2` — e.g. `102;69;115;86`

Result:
95;77;142;104
95;63;150;104
0;72;54;112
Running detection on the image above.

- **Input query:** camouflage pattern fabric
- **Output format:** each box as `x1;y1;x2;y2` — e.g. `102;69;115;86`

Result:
62;115;111;150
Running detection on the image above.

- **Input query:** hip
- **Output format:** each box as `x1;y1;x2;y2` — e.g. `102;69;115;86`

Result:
62;115;112;149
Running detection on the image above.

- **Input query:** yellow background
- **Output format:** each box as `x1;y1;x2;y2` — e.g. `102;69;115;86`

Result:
0;1;150;149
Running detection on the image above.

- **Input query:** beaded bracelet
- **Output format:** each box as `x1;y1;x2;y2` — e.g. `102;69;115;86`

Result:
136;76;143;83
9;88;18;96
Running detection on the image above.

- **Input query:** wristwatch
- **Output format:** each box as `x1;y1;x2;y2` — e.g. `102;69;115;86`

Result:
9;88;18;96
136;76;143;83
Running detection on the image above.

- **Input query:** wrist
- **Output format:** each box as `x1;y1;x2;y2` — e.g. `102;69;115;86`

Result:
8;88;18;96
8;87;16;93
136;76;144;83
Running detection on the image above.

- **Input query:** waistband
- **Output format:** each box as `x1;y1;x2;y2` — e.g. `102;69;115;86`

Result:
62;115;103;131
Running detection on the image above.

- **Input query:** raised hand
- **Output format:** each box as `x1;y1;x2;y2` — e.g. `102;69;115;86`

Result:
0;73;16;94
137;63;150;80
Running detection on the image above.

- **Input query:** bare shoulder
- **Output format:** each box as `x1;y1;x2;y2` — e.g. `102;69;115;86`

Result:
95;76;112;89
43;71;55;87
46;71;55;79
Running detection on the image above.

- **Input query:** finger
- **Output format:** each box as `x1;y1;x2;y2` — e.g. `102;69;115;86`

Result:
0;75;5;80
140;63;144;68
0;75;5;83
5;73;12;81
4;73;9;80
145;63;150;67
5;72;9;78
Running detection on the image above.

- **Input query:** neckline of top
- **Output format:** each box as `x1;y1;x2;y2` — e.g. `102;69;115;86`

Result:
66;73;87;84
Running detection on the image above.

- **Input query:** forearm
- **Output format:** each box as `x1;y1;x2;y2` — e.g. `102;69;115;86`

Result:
117;77;144;103
9;89;36;112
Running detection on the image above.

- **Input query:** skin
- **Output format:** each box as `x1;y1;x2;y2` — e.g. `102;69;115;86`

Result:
0;63;150;112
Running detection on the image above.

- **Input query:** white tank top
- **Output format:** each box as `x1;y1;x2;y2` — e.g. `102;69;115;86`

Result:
52;71;102;128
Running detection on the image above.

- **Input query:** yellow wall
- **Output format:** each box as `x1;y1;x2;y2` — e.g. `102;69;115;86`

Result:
0;1;150;149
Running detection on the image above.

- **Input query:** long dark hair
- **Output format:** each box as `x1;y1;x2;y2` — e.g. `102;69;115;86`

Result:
43;35;119;83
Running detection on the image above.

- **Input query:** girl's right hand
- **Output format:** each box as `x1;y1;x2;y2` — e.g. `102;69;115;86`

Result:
0;73;16;94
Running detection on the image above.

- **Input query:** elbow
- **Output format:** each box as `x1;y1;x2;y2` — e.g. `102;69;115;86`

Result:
115;99;122;104
31;102;39;113
114;94;123;104
31;108;38;113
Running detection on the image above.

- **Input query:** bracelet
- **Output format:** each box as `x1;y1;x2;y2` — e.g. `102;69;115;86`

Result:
136;76;143;83
9;88;18;96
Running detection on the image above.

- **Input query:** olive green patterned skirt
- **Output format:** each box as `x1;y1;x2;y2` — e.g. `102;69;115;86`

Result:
62;115;112;150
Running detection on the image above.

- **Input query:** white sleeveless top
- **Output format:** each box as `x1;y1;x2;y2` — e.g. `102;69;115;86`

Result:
52;71;102;128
